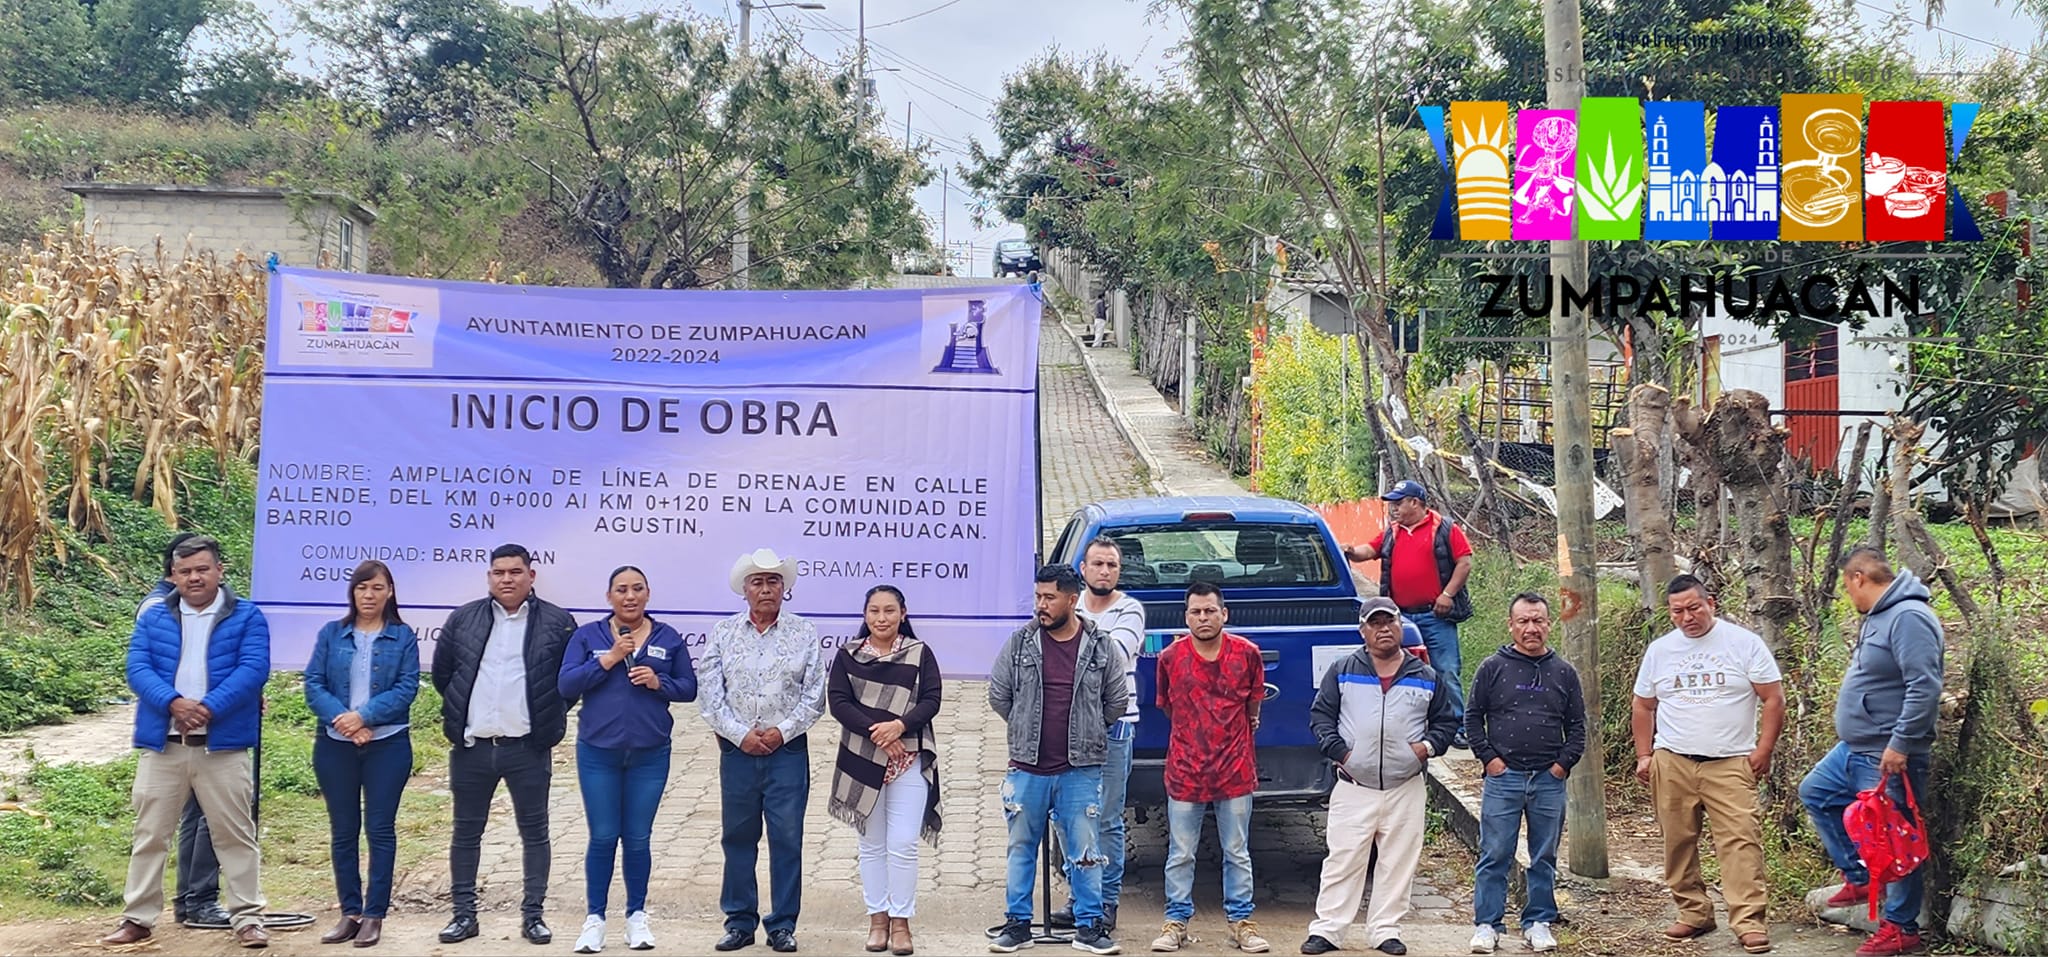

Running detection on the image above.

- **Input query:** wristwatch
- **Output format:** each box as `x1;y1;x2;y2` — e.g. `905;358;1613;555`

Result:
1424;740;1438;757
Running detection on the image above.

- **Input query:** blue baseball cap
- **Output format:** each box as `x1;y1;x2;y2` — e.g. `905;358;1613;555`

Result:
1380;480;1428;502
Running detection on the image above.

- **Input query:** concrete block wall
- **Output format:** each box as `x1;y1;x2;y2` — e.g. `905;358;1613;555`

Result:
79;193;371;271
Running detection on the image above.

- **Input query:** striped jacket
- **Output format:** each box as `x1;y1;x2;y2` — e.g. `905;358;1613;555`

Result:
1309;646;1457;790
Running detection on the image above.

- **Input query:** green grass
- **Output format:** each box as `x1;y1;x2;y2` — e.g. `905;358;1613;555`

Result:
0;675;455;917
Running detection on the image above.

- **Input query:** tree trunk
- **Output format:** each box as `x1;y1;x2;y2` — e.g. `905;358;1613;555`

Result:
1458;412;1518;550
1672;395;1725;592
1963;498;2006;605
1618;383;1677;609
1888;419;1981;622
1676;389;1798;652
1818;421;1874;603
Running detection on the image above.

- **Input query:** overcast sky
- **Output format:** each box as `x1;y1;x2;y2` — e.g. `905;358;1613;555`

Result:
281;0;2046;278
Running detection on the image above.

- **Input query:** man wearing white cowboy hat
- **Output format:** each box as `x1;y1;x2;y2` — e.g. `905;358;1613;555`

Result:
700;548;831;954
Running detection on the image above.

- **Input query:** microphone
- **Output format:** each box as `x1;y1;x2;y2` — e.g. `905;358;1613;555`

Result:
618;621;640;662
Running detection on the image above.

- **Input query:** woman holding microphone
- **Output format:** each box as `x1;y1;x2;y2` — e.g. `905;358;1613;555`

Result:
559;566;697;954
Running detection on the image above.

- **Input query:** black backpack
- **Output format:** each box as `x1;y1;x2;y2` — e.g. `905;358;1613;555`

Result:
1377;516;1474;623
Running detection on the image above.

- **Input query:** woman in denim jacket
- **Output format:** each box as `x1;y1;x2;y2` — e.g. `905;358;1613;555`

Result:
303;560;420;948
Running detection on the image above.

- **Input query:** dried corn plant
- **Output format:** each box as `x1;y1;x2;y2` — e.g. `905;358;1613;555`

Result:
0;227;267;606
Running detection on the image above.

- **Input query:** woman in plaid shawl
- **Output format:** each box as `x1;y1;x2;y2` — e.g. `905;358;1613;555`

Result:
827;585;943;956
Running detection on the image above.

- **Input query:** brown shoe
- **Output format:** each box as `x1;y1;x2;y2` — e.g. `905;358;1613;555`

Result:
353;918;383;948
1740;932;1774;954
1663;922;1715;940
237;924;271;949
889;917;913;956
866;912;889;952
322;916;362;944
100;920;152;945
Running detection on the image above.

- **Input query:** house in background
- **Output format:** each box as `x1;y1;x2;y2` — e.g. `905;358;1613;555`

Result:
65;183;375;271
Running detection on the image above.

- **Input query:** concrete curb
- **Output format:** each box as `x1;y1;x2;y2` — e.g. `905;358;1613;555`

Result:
1426;752;1530;901
1046;301;1172;496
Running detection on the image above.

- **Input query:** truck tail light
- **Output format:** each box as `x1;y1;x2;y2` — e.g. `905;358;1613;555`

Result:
1181;511;1236;522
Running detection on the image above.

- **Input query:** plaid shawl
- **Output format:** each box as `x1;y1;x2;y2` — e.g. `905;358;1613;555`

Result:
828;638;942;845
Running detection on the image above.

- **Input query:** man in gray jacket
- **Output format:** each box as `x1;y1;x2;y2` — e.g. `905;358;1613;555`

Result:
987;564;1130;956
1800;548;1944;957
1301;597;1459;957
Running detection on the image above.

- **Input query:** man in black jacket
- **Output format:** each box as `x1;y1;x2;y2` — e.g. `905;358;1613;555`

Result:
1464;592;1585;955
431;543;578;946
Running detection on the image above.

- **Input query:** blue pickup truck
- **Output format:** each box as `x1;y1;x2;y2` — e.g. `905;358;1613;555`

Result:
1050;495;1417;808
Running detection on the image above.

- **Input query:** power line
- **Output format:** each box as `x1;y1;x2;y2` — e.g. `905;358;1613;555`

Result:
868;0;968;29
1851;0;2048;70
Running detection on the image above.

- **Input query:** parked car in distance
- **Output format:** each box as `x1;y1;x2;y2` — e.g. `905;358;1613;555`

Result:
1050;495;1426;809
993;238;1042;277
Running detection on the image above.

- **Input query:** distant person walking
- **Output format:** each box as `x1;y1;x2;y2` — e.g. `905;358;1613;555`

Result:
827;585;944;956
1800;548;1943;957
1466;593;1585;955
1343;480;1475;745
303;560;420;949
1301;597;1458;957
559;566;698;954
103;535;272;949
432;543;578;946
1631;575;1784;954
1148;582;1267;954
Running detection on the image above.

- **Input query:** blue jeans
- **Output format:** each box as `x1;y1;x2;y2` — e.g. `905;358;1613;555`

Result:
1165;795;1254;924
578;741;672;917
312;732;412;919
1473;769;1565;931
1065;725;1134;908
1412;612;1465;722
1003;766;1106;925
1800;742;1931;932
719;736;811;936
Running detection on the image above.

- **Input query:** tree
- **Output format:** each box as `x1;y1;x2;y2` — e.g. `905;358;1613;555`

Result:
299;0;541;134
502;3;926;288
86;0;219;107
0;0;95;104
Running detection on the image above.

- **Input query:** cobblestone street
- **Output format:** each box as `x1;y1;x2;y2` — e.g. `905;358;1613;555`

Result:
404;311;1473;954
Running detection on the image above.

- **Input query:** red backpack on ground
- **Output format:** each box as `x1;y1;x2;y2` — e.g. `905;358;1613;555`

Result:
1842;771;1930;920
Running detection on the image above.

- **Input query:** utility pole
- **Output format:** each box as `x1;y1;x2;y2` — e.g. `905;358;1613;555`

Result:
856;0;867;126
734;0;755;289
731;0;824;289
940;167;949;274
905;101;912;151
1542;0;1609;878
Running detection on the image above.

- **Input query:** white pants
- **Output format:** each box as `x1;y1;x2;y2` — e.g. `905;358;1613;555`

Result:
1308;773;1426;947
858;756;928;917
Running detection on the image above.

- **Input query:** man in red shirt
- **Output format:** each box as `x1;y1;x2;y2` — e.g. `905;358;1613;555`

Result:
1343;480;1474;746
1148;582;1269;954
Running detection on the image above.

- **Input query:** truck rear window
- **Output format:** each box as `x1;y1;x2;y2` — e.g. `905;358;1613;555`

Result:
1099;523;1337;589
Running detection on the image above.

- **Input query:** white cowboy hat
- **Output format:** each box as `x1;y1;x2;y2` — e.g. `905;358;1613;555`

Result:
729;548;800;596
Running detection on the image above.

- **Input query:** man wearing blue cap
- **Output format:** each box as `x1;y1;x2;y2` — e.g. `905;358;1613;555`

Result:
1342;480;1474;748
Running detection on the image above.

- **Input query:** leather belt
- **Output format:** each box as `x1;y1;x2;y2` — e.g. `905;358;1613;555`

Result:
172;733;208;747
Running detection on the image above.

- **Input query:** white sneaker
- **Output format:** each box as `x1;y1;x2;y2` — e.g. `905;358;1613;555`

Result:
624;911;655;951
575;915;606;954
1525;923;1557;953
1470;925;1499;954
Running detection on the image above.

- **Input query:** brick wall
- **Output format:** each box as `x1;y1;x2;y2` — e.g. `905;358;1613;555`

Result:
78;192;371;271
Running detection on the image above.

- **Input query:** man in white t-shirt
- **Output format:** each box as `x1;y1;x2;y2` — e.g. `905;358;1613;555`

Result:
1631;574;1786;955
1050;537;1145;932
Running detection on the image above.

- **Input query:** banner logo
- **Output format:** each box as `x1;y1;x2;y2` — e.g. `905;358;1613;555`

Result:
1421;97;1982;241
931;299;1001;375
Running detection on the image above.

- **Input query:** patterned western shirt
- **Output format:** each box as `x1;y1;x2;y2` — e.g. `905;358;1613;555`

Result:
698;609;830;746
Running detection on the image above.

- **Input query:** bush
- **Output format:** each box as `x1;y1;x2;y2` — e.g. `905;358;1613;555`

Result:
1252;324;1378;504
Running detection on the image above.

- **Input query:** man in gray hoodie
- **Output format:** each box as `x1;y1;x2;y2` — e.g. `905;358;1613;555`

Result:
1799;548;1943;957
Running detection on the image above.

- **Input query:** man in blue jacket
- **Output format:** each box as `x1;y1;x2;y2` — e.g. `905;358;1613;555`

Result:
103;535;272;949
139;532;231;931
1800;548;1944;957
